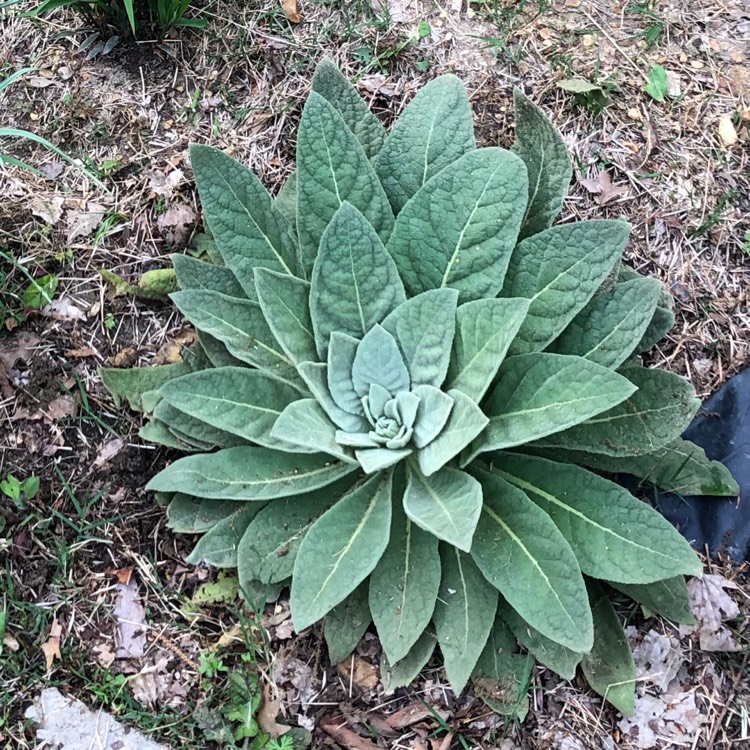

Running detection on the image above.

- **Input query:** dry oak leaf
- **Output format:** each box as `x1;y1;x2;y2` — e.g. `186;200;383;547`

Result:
320;713;380;750
281;0;300;22
42;617;63;671
578;170;629;206
718;115;738;147
680;574;741;651
257;682;291;738
336;654;379;691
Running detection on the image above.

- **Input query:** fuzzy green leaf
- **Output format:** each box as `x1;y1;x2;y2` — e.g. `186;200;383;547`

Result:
618;265;675;351
327;332;365;417
411;385;454;448
610;577;696;625
324;583;372;664
417;389;488;476
471;469;593;652
172;253;246;297
491;453;703;583
159;367;300;449
197;332;246;369
381;630;436;695
548;277;662;368
186;504;266;568
387;148;528;301
351;325;410;398
502;221;630;353
498;597;583;680
473;353;636;455
403;464;482;552
297;92;394;275
146;447;357;500
153;400;244;449
310;202;405;357
356;447;412;474
376;75;476;213
298;362;366;433
275;171;297;228
190;144;299;292
312;58;387;159
369;501;440;663
140;419;197;451
381;289;459;388
254;268;317;365
433;545;498;694
101;359;195;412
581;582;636;716
446;297;530;403
291;473;393;630
167;495;238;533
511;88;572;240
533;366;700;457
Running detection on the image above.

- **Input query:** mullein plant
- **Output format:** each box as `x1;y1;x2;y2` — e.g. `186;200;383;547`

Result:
102;59;738;718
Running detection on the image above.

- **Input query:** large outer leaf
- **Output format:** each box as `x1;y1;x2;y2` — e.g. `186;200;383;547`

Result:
172;253;246;297
403;464;482;552
498;597;583;680
471;469;593;652
312;58;386;159
491;454;703;583
291;473;392;630
447;297;530;403
254;268;317;365
536;438;739;496
381;289;458;389
159;367;299;449
533;366;700;457
369;501;441;663
386;148;528;301
581;582;636;716
375;75;476;213
381;630;436;695
324;583;372;665
502;221;630;354
197;332;246;369
417;389;488;476
618;265;675;352
190;144;299;292
152;400;243;449
185;504;266;568
237;479;353;585
610;577;696;625
310;203;405;358
167;495;238;533
548;277;662;369
170;290;302;388
511;88;572;240
433;545;498;693
101;359;194;412
296;92;394;275
146;447;357;500
472;353;636;456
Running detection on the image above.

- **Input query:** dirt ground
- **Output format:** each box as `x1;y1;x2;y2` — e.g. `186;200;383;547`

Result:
1;1;749;748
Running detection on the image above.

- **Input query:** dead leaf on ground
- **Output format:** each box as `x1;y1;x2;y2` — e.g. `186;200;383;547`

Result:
129;656;189;708
156;202;197;247
319;713;380;750
44;395;77;420
718;114;738;147
336;654;379;691
43;297;87;322
0;331;40;371
41;617;62;671
66;204;106;244
578;170;629;205
257;683;291;738
384;703;449;730
148;169;184;198
680;574;741;651
29;195;64;225
64;346;98;359
93;642;116;668
281;0;301;22
152;330;195;365
273;654;315;707
94;438;124;468
114;578;148;659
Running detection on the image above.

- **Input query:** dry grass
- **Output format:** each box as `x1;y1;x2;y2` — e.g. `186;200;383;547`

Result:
0;0;748;748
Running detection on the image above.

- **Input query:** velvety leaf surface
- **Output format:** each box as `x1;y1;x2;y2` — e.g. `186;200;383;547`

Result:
537;438;739;496
491;453;703;583
298;362;366;433
310;203;405;357
100;360;194;412
474;353;636;455
146;447;357;500
369;502;440;663
511;88;572;240
312;58;387;159
581;582;636;716
327;332;365;417
387;148;528;301
417;389;488;476
324;583;372;665
297;92;394;275
275;171;297;229
186;504;266;568
447;297;530;403
472;616;532;720
351;325;410;397
356;447;412;474
611;577;696;625
172;253;246;298
381;630;436;695
170;289;302;388
167;495;238;533
153;400;244;449
381;289;458;388
376;75;476;213
411;385;454;448
548;277;662;368
498;597;583;680
533;366;700;456
291;473;393;630
618;265;675;352
190;144;299;291
403;464;482;552
197;332;246;369
159;367;300;449
502;221;630;353
140;419;196;451
254;268;317;365
471;469;592;652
